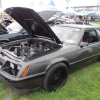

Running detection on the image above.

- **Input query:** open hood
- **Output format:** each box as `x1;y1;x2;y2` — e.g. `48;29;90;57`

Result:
5;7;62;44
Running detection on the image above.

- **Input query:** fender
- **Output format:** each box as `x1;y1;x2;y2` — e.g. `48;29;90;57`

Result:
45;57;69;72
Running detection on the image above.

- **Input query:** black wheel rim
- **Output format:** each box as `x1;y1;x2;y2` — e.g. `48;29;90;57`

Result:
49;67;66;88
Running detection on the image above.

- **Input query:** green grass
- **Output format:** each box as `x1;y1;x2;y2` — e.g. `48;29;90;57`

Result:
90;22;100;25
1;62;100;100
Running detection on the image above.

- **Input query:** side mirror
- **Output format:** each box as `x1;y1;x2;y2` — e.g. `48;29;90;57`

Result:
80;42;88;48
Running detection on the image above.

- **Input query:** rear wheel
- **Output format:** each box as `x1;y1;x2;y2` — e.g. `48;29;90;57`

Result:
43;62;68;91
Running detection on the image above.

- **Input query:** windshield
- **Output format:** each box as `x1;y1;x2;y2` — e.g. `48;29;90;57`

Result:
52;27;81;44
6;21;23;33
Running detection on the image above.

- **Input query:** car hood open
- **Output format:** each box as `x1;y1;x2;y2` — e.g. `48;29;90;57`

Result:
5;7;62;44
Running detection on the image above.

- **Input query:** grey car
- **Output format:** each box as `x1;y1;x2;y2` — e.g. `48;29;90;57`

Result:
0;7;100;94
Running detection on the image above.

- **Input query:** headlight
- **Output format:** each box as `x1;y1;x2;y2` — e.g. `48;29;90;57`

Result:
17;65;21;70
10;63;14;69
9;62;21;76
10;62;21;70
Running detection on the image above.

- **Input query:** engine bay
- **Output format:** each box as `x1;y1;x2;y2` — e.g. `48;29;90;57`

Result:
2;39;58;60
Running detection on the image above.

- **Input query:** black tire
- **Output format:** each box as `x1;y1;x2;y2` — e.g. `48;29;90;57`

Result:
43;62;68;92
98;56;100;61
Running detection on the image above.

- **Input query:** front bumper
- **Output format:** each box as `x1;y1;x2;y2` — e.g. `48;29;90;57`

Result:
0;71;45;94
0;50;45;94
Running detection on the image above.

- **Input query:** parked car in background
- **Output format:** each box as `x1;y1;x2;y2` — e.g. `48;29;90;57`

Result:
56;18;76;24
0;10;75;44
0;11;64;43
0;7;100;94
46;17;76;24
0;21;30;44
39;11;75;24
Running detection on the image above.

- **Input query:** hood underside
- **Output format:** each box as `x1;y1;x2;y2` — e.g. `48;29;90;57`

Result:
5;7;62;44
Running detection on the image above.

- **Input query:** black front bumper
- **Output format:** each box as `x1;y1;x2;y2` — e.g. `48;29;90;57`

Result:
0;72;45;94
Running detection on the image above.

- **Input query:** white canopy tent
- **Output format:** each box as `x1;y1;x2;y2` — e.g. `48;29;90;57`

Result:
79;10;100;16
63;8;81;16
33;5;60;12
32;0;61;12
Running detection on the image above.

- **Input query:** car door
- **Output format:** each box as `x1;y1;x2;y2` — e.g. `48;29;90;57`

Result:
76;29;100;67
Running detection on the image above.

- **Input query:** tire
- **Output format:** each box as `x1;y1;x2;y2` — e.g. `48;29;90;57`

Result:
43;62;68;92
98;56;100;61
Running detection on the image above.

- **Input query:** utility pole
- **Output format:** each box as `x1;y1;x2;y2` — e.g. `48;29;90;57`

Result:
65;0;70;9
97;0;100;10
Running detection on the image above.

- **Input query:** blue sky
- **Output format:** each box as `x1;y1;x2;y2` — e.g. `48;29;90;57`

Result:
1;0;99;11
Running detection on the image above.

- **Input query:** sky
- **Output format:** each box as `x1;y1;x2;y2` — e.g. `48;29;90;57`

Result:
1;0;100;11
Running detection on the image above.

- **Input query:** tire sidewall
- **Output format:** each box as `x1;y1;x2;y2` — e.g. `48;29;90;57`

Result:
43;62;68;91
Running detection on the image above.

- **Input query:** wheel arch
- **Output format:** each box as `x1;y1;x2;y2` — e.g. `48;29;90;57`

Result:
45;58;69;73
61;61;69;69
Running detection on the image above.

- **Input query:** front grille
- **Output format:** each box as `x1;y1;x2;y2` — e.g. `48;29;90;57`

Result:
0;62;3;68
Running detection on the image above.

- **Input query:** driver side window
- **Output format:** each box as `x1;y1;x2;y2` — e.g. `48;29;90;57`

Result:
82;30;99;43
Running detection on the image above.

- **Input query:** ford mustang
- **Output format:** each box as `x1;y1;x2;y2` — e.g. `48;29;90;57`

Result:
0;7;100;94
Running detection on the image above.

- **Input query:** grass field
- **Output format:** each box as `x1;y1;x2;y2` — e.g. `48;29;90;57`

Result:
90;22;100;25
0;62;100;100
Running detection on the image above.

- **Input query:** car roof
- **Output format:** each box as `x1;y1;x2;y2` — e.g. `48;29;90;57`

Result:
52;24;100;29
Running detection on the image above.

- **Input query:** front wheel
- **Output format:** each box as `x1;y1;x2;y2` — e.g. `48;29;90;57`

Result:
43;62;68;92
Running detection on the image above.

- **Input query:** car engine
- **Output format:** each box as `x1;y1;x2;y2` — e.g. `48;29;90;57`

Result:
3;39;57;60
